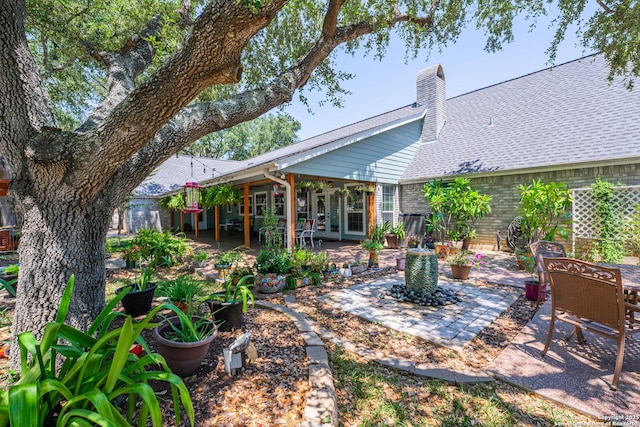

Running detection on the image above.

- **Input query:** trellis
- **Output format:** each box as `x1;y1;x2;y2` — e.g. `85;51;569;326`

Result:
571;184;640;253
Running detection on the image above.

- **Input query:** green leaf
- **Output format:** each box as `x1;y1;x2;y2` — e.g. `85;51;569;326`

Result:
55;275;75;324
8;383;39;427
58;408;119;427
105;317;133;393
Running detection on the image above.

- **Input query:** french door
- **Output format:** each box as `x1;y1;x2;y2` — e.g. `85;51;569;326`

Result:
313;189;341;240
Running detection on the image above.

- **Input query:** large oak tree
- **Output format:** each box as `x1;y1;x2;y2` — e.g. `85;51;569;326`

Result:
0;0;637;367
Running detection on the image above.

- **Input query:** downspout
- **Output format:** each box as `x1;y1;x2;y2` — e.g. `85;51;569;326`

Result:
263;169;293;252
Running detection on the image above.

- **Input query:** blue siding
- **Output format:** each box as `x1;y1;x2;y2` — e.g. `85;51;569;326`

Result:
283;121;422;184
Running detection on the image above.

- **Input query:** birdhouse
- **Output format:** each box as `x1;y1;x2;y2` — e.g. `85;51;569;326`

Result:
183;182;202;213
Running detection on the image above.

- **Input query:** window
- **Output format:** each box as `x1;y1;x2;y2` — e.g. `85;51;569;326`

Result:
382;185;395;224
254;192;267;217
272;190;286;217
346;185;365;234
239;194;253;215
226;204;233;214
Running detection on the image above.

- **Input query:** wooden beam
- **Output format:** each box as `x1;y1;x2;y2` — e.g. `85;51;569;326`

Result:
215;205;220;242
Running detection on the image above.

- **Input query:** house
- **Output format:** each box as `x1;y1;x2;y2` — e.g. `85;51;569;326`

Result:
136;54;640;250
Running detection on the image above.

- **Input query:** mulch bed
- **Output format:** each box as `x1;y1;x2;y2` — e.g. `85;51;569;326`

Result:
0;265;543;426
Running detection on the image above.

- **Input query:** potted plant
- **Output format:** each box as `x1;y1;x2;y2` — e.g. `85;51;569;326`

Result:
406;234;422;249
446;250;487;280
424;178;492;252
158;275;203;313
118;257;164;316
517;179;572;246
312;180;332;193
193;250;209;268
154;304;219;378
202;183;242;207
360;239;384;269
385;222;406;249
121;245;141;269
209;275;255;331
254;249;294;293
334;188;350;197
214;249;244;280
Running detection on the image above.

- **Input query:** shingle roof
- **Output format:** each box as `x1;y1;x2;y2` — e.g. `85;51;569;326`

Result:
134;155;238;196
401;55;640;183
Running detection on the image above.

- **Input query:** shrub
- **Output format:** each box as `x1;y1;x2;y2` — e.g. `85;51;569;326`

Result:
133;229;188;264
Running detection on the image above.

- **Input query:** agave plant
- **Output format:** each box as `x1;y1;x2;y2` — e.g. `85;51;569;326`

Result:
0;275;194;427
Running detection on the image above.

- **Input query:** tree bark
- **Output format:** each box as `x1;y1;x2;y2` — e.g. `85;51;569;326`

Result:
9;185;111;365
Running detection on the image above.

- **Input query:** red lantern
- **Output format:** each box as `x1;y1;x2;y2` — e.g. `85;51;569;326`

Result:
183;182;202;213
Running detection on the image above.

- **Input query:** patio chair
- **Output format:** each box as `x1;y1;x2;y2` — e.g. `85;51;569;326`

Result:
529;240;567;310
542;257;640;390
295;219;316;248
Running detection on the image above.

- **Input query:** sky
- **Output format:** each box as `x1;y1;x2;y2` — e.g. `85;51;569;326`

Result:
283;7;596;141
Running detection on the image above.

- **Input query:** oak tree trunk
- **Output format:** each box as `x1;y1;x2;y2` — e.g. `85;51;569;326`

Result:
9;189;112;366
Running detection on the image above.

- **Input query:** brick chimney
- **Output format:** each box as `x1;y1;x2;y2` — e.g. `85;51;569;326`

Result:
417;64;446;142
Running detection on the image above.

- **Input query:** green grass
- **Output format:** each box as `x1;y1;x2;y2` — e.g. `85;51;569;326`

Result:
329;347;595;427
106;236;135;253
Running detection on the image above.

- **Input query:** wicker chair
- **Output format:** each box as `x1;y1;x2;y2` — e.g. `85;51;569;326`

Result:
542;257;640;390
529;240;567;310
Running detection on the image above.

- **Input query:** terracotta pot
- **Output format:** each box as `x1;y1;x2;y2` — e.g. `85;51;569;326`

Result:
118;284;157;317
154;316;218;377
396;256;406;271
450;264;472;280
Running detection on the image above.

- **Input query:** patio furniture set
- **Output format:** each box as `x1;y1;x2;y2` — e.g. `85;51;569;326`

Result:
530;240;640;391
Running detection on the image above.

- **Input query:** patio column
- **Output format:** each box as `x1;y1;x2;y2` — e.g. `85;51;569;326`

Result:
214;205;220;242
288;173;295;242
368;182;376;234
243;182;250;247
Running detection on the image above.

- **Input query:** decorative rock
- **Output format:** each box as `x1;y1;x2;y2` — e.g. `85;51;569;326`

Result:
387;283;461;307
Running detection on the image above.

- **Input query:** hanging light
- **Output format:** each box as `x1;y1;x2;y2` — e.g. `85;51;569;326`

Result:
183;182;202;213
273;184;279;196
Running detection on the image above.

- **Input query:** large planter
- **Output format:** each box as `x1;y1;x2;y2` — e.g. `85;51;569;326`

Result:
209;296;245;332
450;264;472;280
256;273;287;293
154;316;218;377
405;250;438;294
385;234;399;249
118;284;157;317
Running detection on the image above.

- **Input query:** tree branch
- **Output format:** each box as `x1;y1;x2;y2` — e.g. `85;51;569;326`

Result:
77;14;163;132
103;2;442;196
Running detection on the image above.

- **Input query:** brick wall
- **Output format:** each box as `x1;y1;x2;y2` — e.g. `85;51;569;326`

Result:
400;164;640;249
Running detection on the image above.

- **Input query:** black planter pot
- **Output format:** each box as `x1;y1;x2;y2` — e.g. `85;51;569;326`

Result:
154;316;218;377
209;296;244;332
118;284;157;317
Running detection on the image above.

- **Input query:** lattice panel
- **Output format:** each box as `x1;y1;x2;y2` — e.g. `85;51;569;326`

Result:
572;185;640;239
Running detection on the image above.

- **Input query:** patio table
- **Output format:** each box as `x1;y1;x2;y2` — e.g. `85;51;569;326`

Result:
600;263;640;328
